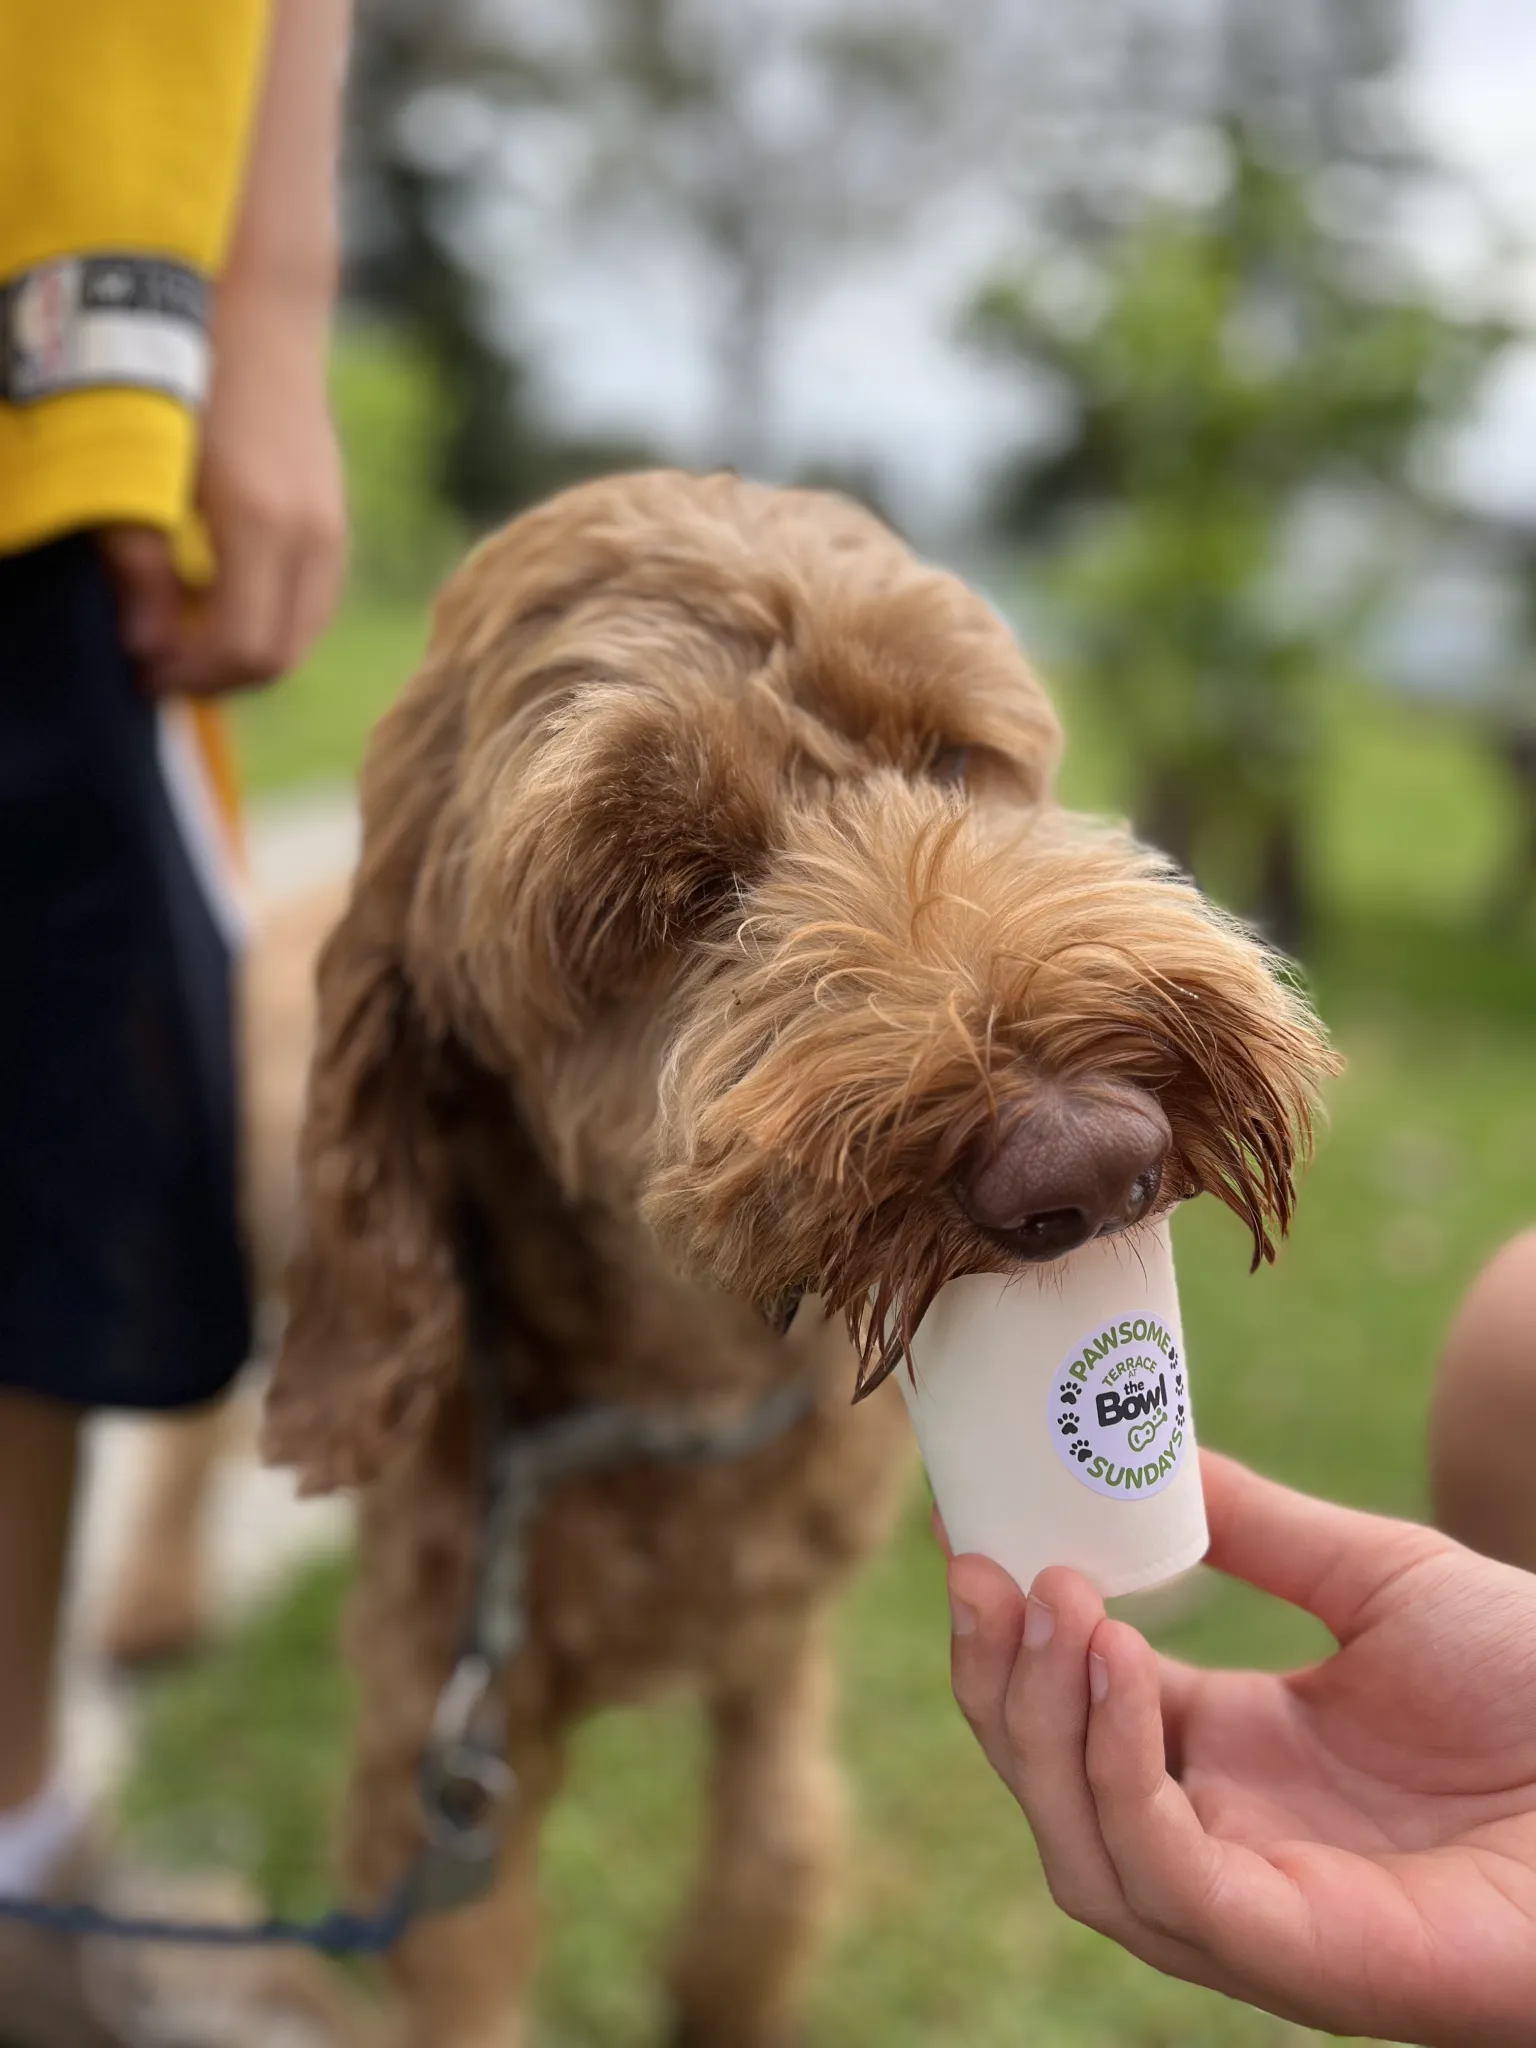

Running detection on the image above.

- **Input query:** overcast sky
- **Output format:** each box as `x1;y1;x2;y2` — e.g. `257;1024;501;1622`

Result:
1403;0;1536;526
507;1;1536;537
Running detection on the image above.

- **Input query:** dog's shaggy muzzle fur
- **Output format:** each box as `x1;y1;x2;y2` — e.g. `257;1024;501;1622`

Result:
643;790;1331;1395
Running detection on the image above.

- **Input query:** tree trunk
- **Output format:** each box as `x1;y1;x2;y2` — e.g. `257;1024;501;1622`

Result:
1255;804;1310;957
715;249;774;478
1139;765;1200;880
1488;725;1536;936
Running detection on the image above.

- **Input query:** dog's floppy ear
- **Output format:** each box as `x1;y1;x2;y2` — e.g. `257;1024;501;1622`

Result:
455;679;776;1044
262;907;465;1496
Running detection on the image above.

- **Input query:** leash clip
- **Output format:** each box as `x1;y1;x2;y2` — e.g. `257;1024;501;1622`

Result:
410;1650;517;1915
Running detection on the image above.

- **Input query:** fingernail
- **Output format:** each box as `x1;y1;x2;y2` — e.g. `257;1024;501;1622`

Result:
1089;1651;1109;1704
1023;1594;1055;1650
949;1592;977;1638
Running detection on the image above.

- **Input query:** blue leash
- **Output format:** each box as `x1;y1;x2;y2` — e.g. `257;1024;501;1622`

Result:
0;1877;420;1955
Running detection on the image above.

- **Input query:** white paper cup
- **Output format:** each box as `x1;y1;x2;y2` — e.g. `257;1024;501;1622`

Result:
898;1216;1207;1599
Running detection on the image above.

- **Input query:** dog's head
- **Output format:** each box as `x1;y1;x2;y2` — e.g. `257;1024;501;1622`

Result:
266;471;1336;1489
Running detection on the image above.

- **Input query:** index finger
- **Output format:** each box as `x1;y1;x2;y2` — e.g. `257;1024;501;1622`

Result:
1199;1451;1451;1643
98;525;183;667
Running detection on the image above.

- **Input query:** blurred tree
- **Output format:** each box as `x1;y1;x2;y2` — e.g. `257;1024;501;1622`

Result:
1494;721;1536;937
326;329;464;597
334;0;1522;877
341;0;659;541
342;0;549;531
559;0;984;474
973;2;1512;949
338;0;1464;514
1489;558;1536;936
345;0;1219;484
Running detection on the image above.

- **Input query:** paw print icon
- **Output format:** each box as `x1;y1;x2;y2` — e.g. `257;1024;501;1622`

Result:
1176;1403;1186;1426
1058;1384;1079;1406
1058;1414;1080;1437
1070;1441;1093;1464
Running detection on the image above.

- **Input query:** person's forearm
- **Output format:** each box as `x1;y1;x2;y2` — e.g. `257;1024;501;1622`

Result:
99;0;352;694
223;0;352;307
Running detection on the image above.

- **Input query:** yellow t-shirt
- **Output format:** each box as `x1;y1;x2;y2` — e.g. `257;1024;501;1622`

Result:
0;0;271;558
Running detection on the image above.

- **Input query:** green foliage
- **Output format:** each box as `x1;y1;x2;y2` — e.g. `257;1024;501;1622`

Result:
119;1555;356;1920
341;4;668;535
977;135;1511;941
330;323;466;598
354;170;660;535
329;315;662;586
229;588;430;794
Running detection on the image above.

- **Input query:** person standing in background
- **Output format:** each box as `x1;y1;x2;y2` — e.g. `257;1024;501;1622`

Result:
0;3;352;2040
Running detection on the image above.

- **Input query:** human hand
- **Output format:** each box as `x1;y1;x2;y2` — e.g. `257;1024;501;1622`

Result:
945;1451;1536;2045
101;274;345;698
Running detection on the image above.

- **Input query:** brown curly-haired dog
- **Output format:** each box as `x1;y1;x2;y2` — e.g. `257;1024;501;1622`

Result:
263;470;1335;2048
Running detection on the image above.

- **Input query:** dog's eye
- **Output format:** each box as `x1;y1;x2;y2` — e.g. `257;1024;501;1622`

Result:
925;744;971;789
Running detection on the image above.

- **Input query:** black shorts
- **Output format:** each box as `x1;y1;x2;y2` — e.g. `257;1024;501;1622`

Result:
0;533;252;1410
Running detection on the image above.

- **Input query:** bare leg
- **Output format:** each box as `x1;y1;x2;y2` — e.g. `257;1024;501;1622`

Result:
1430;1228;1536;1570
97;1400;232;1667
0;1392;79;1810
668;1620;842;2048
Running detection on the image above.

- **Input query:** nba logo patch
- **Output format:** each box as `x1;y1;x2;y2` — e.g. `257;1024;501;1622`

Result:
2;251;209;407
11;261;78;389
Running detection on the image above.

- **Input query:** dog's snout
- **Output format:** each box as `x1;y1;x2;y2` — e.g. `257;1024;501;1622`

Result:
960;1084;1172;1261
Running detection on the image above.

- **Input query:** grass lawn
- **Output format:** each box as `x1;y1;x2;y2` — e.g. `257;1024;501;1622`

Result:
129;589;1536;2045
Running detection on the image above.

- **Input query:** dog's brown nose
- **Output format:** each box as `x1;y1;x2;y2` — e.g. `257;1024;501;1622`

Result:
961;1084;1171;1260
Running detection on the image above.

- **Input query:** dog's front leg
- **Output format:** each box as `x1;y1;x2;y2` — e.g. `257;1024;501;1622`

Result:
387;1727;566;2048
341;1471;565;2048
668;1613;841;2048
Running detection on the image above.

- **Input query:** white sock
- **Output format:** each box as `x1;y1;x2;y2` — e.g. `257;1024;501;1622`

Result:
0;1777;83;1897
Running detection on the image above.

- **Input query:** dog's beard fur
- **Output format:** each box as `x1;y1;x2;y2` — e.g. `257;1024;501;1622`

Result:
270;471;1337;1491
644;783;1330;1395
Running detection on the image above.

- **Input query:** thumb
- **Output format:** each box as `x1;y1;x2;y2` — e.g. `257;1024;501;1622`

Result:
1200;1450;1450;1642
98;525;184;665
